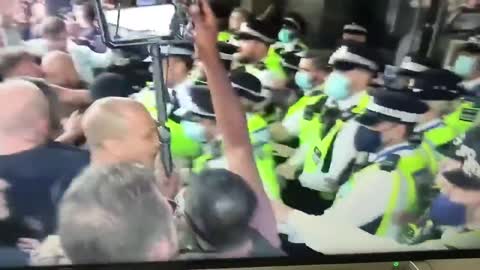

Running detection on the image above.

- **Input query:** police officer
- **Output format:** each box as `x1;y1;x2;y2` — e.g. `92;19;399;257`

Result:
272;52;332;142
273;13;308;57
342;23;368;44
185;72;281;200
273;52;332;181
457;35;480;94
297;43;376;196
134;44;202;161
273;127;480;253
443;35;480;133
218;8;251;44
426;127;480;249
332;89;430;241
383;53;437;92
234;18;287;90
406;69;466;175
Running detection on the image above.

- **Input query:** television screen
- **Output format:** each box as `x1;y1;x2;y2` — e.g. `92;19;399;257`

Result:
0;0;479;269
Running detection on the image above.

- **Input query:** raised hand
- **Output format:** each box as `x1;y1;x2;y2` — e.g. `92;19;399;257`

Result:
188;0;219;64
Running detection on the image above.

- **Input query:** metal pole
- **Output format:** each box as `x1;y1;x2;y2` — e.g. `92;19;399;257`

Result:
151;44;174;177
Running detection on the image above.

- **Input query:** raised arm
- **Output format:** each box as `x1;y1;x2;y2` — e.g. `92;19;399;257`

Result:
189;0;280;247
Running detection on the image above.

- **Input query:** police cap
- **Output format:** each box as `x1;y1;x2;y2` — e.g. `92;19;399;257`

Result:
356;89;429;126
329;43;379;72
407;69;465;101
217;42;239;62
283;12;306;34
229;71;265;103
398;54;437;77
237;19;278;44
281;52;301;72
188;85;216;120
438;126;480;190
343;23;368;36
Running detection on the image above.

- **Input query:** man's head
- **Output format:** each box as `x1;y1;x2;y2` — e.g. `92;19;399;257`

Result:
82;97;160;168
435;127;480;207
236;19;277;64
90;73;134;101
176;169;257;253
324;45;378;101
72;0;96;26
0;48;44;79
180;85;218;143
342;23;368;44
295;51;332;91
160;45;195;88
0;179;10;221
354;90;428;153
452;37;480;80
59;163;177;264
41;17;69;52
0;80;50;149
41;51;82;88
229;8;250;32
277;13;306;44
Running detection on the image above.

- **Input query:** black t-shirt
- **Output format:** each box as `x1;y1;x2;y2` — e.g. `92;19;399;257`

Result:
0;142;90;238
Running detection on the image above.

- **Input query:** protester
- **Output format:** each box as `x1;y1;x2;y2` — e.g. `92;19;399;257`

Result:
69;0;105;53
0;80;90;238
41;51;84;89
81;97;160;168
0;47;92;108
59;163;177;264
1;16;127;84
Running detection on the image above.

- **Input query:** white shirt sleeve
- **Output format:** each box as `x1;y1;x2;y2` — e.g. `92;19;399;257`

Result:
299;120;360;192
281;111;304;136
322;169;393;226
281;169;448;254
282;210;444;254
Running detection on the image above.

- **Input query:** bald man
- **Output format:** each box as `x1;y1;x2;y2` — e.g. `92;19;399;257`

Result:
0;80;89;238
42;51;83;89
82;97;160;168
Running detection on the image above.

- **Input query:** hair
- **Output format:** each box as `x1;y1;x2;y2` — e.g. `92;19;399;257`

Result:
59;163;174;264
172;55;194;71
90;73;134;101
42;17;67;38
73;0;96;22
0;48;36;79
186;169;257;250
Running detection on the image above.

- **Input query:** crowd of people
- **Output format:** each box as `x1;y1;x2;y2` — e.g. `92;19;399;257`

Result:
1;0;480;267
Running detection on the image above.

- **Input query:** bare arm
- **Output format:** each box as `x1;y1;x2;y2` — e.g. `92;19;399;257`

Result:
48;84;92;109
190;0;280;247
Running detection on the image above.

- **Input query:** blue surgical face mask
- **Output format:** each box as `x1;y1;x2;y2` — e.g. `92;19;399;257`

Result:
295;71;314;91
354;125;382;153
278;28;294;43
430;194;466;226
181;120;207;143
453;55;477;79
324;71;351;101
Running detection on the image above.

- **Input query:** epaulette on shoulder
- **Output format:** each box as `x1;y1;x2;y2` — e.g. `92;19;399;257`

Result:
379;154;401;172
